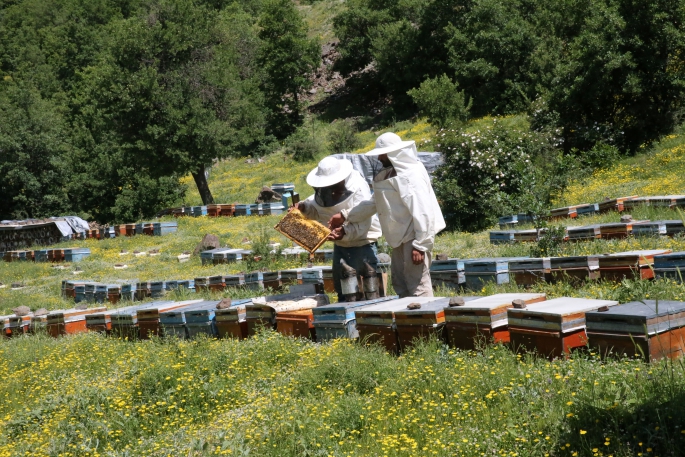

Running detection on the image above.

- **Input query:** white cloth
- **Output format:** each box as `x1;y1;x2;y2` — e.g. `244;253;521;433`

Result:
391;241;433;297
341;143;445;252
300;170;382;248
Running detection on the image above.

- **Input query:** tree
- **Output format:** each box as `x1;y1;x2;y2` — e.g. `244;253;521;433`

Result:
257;0;320;137
0;82;72;220
546;0;685;152
407;74;470;128
76;0;267;205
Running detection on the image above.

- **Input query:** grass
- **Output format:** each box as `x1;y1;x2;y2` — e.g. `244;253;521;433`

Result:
2;332;685;456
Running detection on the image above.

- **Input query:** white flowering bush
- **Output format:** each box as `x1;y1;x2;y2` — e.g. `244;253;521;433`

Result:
433;118;565;231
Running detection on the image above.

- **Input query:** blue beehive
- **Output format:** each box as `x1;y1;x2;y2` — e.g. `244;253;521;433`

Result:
224;275;245;287
632;221;667;236
245;272;264;290
430;258;464;272
655;252;685;282
176;280;195;292
313;296;398;341
234;204;251;216
191;206;207;217
121;283;137;301
150;281;166;298
64;248;91;262
153;222;177;236
489;231;515;244
200;248;224;265
575;203;600;216
35;249;49;262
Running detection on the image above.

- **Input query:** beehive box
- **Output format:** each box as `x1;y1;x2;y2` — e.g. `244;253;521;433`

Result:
586;300;685;361
274;209;330;253
136;300;203;339
276;309;316;339
508;297;618;358
444;293;545;349
598;249;671;281
356;297;442;353
575;203;600;216
86;303;152;333
313;296;397;341
509;258;551;286
394;297;452;349
598;195;637;212
548;256;600;283
489;231;515;244
5;314;33;337
47;306;107;337
566;225;601;241
246;294;327;336
549;205;577;219
430;270;465;289
215;306;248;339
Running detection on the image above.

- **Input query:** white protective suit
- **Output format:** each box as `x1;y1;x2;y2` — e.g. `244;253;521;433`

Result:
300;170;382;247
340;143;445;252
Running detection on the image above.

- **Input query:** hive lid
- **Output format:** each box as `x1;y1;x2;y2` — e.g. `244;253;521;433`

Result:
586;300;685;335
508;297;618;333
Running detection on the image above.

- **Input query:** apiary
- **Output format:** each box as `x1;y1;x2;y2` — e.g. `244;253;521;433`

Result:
489;231;515;244
394;297;453;349
509;258;551;286
47;306;107;337
356;297;445;353
312;296;396;341
586;300;685;361
86;303;153;334
549;256;599;283
508;297;618;358
444;293;546;349
136;300;203;339
274;209;330;253
598;249;671;281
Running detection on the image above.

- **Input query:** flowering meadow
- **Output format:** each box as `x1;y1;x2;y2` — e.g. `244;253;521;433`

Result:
4;120;685;456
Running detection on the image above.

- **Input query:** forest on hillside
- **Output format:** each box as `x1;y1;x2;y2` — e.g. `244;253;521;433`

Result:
2;0;685;229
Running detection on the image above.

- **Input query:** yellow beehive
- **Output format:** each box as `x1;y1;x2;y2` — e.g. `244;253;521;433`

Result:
274;209;331;253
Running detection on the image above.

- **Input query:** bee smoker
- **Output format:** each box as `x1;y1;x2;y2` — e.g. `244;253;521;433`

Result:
361;261;380;300
340;258;359;302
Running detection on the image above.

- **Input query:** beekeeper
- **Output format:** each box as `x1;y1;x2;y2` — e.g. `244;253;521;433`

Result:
328;132;445;297
296;156;382;301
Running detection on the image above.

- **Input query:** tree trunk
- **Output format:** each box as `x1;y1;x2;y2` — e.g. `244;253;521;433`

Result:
192;166;215;205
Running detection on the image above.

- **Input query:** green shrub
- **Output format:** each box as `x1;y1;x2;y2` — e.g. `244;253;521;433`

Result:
327;119;361;153
434;118;564;232
407;74;470;128
285;123;323;162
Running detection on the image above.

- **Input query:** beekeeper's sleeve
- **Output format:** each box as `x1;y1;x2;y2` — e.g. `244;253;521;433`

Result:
397;176;436;253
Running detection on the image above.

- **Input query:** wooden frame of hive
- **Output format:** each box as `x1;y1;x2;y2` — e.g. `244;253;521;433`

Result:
274;209;330;253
